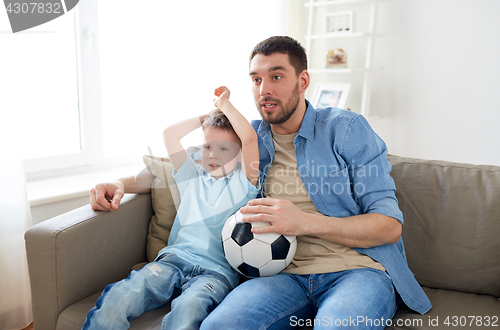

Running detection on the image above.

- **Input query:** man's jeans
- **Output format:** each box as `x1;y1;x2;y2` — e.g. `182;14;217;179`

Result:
201;268;396;329
82;253;231;330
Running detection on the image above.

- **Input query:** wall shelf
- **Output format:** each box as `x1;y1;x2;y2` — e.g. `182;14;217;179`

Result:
305;0;379;117
305;32;367;40
308;67;366;74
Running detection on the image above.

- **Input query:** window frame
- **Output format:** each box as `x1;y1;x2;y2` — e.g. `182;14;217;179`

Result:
24;0;107;180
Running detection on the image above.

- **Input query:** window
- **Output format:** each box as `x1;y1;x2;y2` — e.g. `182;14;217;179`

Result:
97;0;284;158
5;0;284;179
1;7;82;174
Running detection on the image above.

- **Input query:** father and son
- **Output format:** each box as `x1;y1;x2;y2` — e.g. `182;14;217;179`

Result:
84;36;431;329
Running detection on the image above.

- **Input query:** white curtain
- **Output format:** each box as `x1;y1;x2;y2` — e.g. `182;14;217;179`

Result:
0;111;33;329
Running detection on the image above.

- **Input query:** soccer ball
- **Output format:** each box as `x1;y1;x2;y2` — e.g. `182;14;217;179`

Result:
221;210;297;278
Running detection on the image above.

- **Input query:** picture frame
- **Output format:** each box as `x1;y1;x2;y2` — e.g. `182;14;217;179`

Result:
311;83;351;109
325;11;353;34
326;48;348;68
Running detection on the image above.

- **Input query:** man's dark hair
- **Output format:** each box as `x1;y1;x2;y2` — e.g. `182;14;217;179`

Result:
249;36;308;75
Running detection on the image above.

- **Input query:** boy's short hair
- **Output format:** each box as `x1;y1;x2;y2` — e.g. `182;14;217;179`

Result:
202;110;238;138
250;36;308;75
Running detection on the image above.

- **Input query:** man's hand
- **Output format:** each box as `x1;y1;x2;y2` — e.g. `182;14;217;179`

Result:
239;197;307;236
89;182;125;211
239;196;402;248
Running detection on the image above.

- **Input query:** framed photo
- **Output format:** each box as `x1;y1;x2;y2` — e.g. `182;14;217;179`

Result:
325;11;353;34
326;49;347;68
311;83;351;109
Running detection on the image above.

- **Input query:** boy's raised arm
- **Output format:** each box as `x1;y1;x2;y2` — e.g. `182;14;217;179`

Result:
214;86;259;187
163;114;207;171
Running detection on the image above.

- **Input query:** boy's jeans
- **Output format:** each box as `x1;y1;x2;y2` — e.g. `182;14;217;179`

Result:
201;268;397;329
82;253;232;330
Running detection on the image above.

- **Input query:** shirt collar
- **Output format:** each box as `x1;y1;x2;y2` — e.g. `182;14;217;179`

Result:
201;165;237;183
296;99;316;141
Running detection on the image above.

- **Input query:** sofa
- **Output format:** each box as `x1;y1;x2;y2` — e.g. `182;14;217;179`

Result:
25;155;500;330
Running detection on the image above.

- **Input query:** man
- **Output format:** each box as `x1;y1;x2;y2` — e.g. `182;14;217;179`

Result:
200;36;431;329
90;36;431;329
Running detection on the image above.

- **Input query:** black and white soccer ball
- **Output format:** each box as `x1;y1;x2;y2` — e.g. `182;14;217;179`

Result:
222;210;297;278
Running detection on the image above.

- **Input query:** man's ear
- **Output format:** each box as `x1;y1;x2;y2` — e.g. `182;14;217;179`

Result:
299;70;310;93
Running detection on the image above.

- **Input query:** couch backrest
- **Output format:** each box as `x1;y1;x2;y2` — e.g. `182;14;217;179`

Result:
388;155;500;298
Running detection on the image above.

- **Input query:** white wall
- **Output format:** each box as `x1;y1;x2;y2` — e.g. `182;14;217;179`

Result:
369;0;500;165
289;0;500;166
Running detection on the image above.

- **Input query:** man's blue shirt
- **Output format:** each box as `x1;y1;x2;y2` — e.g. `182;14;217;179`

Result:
251;100;432;314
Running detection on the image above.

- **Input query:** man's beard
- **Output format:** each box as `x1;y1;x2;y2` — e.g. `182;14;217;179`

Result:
257;83;300;125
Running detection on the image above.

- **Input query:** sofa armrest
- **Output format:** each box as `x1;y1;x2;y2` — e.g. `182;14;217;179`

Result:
25;193;153;330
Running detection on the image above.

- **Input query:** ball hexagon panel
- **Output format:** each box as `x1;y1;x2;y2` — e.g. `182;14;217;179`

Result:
259;259;286;277
247;221;277;243
241;239;273;268
223;238;243;268
285;238;297;265
221;215;237;243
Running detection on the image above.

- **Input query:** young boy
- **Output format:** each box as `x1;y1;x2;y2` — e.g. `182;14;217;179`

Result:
82;86;260;330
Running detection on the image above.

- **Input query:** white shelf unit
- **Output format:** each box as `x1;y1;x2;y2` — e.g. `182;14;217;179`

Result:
305;0;379;118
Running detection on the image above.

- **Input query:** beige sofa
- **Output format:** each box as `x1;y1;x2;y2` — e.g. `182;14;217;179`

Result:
25;155;500;330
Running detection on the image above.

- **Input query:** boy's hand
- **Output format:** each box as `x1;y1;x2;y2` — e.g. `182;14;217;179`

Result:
213;86;230;108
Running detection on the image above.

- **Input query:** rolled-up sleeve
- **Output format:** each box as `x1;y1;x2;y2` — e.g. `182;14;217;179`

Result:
342;116;404;223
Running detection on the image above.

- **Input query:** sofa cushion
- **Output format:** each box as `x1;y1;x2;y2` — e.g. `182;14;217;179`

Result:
142;155;180;262
142;148;201;262
58;292;170;330
388;155;500;298
388;287;500;330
